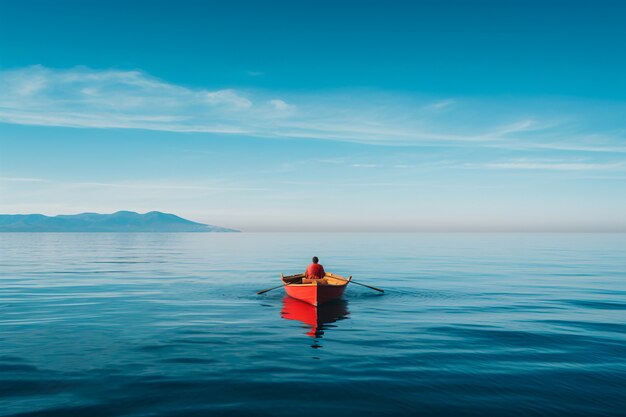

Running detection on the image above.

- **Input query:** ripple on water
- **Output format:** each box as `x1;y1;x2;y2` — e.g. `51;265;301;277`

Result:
1;233;626;416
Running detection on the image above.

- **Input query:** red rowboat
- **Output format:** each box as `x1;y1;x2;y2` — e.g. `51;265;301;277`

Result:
280;272;351;306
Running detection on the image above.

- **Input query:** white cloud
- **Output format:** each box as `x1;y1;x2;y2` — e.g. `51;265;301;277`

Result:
484;161;626;171
426;99;456;110
351;163;379;168
204;90;252;108
0;176;48;182
268;99;293;110
0;65;625;153
0;66;258;133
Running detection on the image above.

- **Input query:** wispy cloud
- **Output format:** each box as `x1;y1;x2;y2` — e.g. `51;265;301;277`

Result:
268;99;293;111
425;99;456;110
0;66;263;133
0;176;49;182
351;163;379;168
483;160;626;171
0;177;267;192
1;66;625;152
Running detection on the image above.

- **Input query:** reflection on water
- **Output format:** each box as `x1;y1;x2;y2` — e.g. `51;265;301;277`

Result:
281;296;350;344
2;233;626;416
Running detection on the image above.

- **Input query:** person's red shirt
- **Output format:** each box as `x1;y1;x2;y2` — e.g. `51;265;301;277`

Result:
305;263;326;279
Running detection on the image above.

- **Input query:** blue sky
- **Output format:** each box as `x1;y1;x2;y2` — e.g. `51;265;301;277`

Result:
1;0;625;231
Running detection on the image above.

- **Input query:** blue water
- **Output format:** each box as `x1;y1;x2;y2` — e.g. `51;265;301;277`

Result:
1;233;625;416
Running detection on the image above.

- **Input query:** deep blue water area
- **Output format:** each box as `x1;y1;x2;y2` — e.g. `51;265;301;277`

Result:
1;233;625;416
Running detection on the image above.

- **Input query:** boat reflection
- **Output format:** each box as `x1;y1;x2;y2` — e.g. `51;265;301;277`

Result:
281;296;350;340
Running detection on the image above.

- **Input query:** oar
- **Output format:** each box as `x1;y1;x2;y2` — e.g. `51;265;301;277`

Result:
257;273;297;295
331;275;384;293
257;282;292;295
257;274;385;295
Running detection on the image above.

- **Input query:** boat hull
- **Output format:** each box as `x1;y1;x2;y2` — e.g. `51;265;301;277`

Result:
281;273;350;306
284;283;348;306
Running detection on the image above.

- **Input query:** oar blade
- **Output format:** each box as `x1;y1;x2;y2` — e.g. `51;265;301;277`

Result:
354;281;384;293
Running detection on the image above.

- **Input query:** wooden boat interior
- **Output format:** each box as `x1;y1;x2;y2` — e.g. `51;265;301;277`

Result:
282;272;350;286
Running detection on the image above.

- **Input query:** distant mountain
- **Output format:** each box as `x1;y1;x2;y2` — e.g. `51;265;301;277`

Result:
0;211;239;232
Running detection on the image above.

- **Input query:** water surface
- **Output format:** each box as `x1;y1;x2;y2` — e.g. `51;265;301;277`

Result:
1;233;625;416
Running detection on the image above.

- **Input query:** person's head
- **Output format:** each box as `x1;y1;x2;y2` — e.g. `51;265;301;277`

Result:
312;256;319;264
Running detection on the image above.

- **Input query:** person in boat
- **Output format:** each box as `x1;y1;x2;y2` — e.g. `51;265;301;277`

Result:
305;256;326;279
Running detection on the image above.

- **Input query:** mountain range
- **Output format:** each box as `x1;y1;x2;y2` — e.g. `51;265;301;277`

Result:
0;211;239;232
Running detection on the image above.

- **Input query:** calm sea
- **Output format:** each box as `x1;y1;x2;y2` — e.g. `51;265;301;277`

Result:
1;233;625;416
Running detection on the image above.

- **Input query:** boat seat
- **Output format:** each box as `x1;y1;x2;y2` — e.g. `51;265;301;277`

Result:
302;278;327;285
